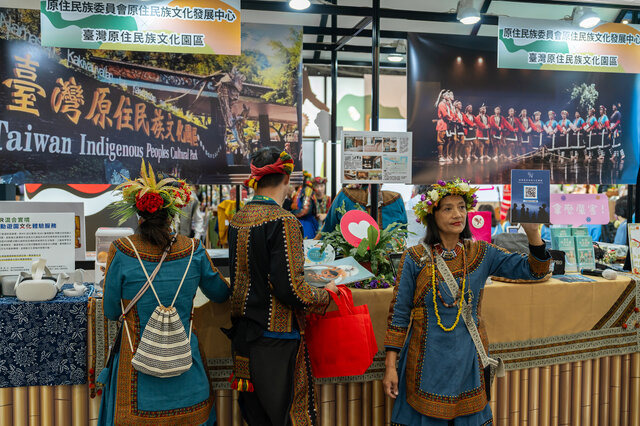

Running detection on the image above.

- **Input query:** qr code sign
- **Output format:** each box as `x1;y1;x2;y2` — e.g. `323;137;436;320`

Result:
524;186;537;200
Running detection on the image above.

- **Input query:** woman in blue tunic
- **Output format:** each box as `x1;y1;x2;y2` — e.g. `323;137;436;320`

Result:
383;179;550;425
98;163;230;426
292;171;320;239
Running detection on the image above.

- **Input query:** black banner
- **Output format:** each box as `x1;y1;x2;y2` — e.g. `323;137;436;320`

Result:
0;9;302;184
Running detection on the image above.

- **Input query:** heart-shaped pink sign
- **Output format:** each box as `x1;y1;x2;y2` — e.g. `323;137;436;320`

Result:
340;210;380;247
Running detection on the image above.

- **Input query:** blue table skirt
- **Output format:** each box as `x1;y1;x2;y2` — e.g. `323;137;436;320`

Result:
0;284;92;388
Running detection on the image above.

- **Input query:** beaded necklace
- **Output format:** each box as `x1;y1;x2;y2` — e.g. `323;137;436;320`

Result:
431;243;468;332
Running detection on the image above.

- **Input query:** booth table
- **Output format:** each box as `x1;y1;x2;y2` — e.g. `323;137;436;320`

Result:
12;274;635;426
190;274;640;426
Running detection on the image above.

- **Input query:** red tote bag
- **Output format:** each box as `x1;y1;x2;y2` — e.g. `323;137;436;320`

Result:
305;286;378;378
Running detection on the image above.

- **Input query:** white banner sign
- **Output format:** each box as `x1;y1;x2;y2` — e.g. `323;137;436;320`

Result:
0;213;75;274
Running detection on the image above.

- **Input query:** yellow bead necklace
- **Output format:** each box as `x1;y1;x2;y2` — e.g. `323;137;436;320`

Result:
431;244;467;332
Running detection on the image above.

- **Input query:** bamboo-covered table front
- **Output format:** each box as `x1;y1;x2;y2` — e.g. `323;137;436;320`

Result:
68;274;640;426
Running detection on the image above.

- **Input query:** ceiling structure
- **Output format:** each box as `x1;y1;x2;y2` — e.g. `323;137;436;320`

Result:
241;0;640;72
3;0;639;73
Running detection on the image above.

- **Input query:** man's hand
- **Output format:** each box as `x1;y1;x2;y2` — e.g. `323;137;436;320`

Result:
325;281;339;294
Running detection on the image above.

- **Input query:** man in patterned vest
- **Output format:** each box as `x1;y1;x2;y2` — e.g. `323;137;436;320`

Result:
226;146;337;426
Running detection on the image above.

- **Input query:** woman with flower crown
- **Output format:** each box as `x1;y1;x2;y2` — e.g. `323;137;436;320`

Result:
382;178;551;426
98;162;230;425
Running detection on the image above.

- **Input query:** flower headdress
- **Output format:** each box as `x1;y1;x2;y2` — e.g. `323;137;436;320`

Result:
111;161;193;224
244;151;294;189
413;178;478;225
313;176;327;185
302;170;313;188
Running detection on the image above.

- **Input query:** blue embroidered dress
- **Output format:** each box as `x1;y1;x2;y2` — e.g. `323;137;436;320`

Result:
98;234;230;426
385;240;550;425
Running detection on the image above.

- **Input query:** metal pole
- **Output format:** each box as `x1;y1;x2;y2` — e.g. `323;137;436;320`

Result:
330;0;338;199
370;0;380;224
235;184;241;212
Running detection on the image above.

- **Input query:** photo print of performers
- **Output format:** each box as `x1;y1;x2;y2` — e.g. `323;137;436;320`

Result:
408;34;639;185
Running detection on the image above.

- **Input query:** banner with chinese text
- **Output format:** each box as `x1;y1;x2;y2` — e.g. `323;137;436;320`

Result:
0;8;302;184
41;0;240;55
498;17;640;74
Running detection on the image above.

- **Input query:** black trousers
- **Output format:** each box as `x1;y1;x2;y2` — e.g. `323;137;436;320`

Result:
238;337;300;426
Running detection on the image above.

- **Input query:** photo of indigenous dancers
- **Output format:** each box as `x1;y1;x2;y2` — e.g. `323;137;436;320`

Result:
489;106;504;161
556;110;572;162
475;104;490;161
543;110;558;155
610;103;624;161
432;91;624;166
462;105;477;162
531;111;544;150
453;100;466;163
570;111;585;161
435;90;455;164
518;109;534;156
583;108;598;161
504;108;519;160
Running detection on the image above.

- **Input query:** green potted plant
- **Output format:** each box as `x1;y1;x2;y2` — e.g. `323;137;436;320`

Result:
319;203;408;289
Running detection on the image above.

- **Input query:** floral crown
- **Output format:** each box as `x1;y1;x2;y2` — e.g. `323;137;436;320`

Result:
111;161;193;224
414;178;478;225
302;170;314;188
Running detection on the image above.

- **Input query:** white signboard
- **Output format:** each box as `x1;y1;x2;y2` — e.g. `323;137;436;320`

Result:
0;213;75;274
341;131;412;184
1;201;86;261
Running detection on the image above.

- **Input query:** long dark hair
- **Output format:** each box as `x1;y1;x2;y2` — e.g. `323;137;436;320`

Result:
422;193;472;245
138;209;172;249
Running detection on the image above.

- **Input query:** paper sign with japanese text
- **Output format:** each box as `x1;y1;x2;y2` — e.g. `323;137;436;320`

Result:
41;0;240;55
499;17;640;74
0;213;75;274
550;194;609;226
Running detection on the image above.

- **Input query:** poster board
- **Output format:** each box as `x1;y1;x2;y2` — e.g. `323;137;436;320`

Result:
0;201;86;260
341;131;412;184
0;212;75;274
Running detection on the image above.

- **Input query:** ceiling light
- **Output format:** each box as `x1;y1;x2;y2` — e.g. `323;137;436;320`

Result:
572;6;600;28
289;0;310;11
623;19;629;24
457;0;481;25
387;54;404;62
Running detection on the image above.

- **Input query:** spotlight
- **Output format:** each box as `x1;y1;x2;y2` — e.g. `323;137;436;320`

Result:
457;0;481;25
387;53;404;62
289;0;310;11
623;19;630;24
456;56;462;63
478;57;484;64
571;6;600;28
